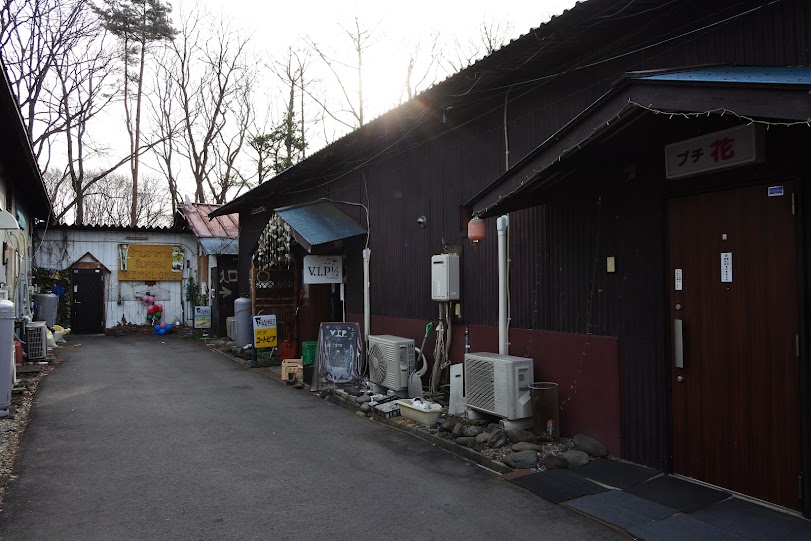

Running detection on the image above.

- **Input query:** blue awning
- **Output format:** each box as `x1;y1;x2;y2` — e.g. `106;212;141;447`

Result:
275;200;366;252
199;237;239;255
639;66;811;86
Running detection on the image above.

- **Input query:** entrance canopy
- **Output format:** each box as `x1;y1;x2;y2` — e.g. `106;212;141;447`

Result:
274;200;367;252
466;66;811;218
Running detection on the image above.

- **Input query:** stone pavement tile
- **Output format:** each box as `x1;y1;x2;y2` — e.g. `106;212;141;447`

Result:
690;497;811;541
628;513;749;541
564;489;678;530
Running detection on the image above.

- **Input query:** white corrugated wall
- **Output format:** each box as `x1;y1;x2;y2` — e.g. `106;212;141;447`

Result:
34;229;200;329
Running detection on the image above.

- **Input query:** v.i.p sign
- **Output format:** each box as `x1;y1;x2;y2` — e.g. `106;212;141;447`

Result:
303;255;343;284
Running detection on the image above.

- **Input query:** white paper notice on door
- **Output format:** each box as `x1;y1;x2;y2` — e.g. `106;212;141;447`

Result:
675;268;683;291
721;252;733;283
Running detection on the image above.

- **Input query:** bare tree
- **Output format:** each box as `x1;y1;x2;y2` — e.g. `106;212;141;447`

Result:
243;46;309;186
52;28;121;224
163;8;253;204
306;17;379;129
149;46;182;215
401;31;441;102
80;172;172;225
440;20;514;74
0;0;97;162
44;168;171;225
94;0;176;226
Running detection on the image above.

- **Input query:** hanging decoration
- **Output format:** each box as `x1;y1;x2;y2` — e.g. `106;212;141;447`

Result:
254;214;294;270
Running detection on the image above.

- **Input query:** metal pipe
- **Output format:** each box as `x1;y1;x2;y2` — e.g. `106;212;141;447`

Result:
362;247;371;344
497;215;509;355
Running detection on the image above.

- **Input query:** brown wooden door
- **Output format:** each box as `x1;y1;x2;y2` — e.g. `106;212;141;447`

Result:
668;182;801;510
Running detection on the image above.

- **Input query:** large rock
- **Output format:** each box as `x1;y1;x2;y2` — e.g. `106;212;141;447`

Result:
440;418;458;433
475;432;491;444
574;434;608;458
507;429;538;444
562;449;590;467
544;455;569;470
355;394;371;404
455;437;477;447
360;403;371;412
512;442;542;452
452;422;464;437
503;450;539;469
462;425;484;437
488;429;509;449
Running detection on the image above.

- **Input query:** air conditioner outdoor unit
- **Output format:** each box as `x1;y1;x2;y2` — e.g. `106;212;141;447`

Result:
368;335;415;392
464;352;534;420
26;321;48;360
226;317;235;340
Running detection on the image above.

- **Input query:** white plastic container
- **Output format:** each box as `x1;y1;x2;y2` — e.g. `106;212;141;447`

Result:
396;399;441;426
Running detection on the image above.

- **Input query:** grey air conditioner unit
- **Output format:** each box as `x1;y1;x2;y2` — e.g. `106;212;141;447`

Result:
368;335;415;392
464;352;534;420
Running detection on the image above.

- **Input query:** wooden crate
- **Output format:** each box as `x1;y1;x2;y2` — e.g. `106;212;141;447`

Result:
281;359;303;383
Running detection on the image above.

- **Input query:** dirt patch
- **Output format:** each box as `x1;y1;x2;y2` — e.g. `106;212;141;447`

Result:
0;346;72;507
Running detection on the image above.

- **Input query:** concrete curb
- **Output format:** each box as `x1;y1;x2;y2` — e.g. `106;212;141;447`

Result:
213;346;515;475
328;390;514;474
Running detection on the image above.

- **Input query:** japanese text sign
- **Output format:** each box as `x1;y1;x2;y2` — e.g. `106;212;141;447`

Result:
665;125;763;180
303;255;343;284
119;244;184;281
252;315;277;349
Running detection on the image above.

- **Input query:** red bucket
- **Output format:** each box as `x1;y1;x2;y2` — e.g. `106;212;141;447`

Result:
279;339;296;361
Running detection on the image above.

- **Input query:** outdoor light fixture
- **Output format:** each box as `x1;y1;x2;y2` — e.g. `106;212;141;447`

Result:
0;209;19;230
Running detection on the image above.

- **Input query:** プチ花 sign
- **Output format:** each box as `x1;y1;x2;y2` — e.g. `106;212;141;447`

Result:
252;314;277;349
303;255;343;284
193;306;211;329
665;125;764;180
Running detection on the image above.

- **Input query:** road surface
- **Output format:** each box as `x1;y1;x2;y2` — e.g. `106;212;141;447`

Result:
0;335;625;540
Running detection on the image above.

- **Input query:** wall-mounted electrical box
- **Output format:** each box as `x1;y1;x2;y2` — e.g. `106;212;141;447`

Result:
431;254;460;301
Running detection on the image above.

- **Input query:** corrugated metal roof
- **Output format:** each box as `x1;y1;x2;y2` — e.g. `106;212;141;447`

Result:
182;203;239;239
39;222;188;233
639;66;811;85
275;200;366;250
198;237;239;255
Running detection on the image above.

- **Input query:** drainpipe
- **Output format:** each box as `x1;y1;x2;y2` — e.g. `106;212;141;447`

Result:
363;247;371;344
497;215;509;355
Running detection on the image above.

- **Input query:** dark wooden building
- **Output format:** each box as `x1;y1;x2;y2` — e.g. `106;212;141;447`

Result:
213;0;811;514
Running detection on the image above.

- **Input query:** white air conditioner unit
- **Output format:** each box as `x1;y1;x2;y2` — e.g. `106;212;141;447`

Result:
26;321;48;360
464;352;534;420
368;335;415;392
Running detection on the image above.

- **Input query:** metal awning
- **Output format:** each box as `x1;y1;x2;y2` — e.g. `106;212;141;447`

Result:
467;66;811;218
275;200;367;252
199;237;239;255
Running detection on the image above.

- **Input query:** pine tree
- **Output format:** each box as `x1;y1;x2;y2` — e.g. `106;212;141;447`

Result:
94;0;176;226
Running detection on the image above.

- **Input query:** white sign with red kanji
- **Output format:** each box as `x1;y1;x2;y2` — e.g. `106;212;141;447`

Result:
665;124;763;180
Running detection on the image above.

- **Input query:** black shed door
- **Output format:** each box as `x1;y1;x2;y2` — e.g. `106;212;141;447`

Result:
72;269;104;333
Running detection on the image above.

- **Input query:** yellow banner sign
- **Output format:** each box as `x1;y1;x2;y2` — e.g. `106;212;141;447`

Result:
119;244;183;281
252;315;278;349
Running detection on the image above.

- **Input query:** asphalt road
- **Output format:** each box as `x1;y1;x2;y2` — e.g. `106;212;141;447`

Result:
0;335;625;541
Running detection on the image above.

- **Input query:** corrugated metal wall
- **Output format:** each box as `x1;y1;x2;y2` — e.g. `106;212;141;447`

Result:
244;0;811;469
35;229;200;328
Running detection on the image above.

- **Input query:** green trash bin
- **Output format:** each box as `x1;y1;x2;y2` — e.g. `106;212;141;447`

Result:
302;341;318;366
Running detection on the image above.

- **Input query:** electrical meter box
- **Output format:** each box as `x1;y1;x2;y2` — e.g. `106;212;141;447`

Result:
431;254;460;301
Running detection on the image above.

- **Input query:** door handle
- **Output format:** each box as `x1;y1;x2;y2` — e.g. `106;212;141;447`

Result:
674;319;684;368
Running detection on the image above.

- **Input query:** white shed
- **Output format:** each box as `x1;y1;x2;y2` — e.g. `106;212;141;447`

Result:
34;224;199;331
